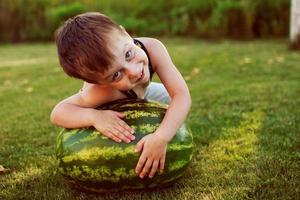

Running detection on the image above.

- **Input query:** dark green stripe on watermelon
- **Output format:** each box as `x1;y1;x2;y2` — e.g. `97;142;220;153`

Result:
56;99;194;193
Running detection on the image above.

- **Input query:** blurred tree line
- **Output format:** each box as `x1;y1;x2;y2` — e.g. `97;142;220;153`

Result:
0;0;290;43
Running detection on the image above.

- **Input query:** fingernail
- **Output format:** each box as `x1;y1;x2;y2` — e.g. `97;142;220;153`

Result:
131;130;135;134
149;175;153;179
131;136;135;140
134;149;138;153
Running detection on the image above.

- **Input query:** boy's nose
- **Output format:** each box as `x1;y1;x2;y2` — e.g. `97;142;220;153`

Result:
126;66;140;80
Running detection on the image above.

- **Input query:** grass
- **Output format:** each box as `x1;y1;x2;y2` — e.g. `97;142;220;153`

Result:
0;38;299;200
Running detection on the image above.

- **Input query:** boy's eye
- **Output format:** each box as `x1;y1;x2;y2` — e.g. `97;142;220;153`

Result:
125;50;132;59
112;71;122;81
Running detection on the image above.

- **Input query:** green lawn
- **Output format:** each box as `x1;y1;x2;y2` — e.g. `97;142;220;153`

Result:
0;39;299;200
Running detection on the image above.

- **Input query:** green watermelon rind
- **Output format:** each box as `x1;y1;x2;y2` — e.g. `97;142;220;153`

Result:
55;99;194;193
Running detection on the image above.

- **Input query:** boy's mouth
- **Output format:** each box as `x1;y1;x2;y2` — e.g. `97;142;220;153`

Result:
137;68;144;82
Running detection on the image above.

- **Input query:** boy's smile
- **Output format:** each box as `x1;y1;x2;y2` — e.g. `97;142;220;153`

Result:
97;29;150;91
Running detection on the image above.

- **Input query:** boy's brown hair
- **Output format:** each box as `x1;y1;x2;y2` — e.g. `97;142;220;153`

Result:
55;12;122;83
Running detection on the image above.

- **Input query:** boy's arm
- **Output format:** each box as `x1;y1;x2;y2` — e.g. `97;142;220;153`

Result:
149;39;191;141
50;84;135;143
51;84;109;127
134;38;191;178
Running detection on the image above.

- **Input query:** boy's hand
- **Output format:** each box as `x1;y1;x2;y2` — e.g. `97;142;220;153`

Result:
135;133;168;179
91;110;135;143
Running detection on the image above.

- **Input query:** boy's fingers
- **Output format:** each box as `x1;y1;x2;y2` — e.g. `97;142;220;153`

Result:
106;132;121;143
139;159;152;179
113;130;130;143
117;121;135;140
118;120;128;128
135;139;145;153
149;160;159;178
123;132;135;141
159;155;166;173
115;111;125;118
106;129;124;143
112;136;122;143
135;155;146;174
114;126;132;143
123;125;135;135
117;118;134;136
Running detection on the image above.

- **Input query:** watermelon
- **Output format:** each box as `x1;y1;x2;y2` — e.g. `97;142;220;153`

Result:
55;99;194;193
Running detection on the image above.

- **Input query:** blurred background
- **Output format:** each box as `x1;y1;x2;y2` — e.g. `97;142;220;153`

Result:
0;0;292;43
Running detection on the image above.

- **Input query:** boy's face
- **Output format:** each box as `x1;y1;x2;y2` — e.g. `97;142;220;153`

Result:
96;29;151;91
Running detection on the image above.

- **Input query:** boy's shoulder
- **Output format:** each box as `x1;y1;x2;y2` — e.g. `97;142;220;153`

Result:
135;37;163;50
134;37;167;70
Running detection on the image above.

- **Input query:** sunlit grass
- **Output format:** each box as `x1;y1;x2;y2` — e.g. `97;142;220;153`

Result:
0;39;299;199
195;111;263;199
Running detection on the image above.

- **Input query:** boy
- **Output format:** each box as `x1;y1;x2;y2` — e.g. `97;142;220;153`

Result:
50;12;191;179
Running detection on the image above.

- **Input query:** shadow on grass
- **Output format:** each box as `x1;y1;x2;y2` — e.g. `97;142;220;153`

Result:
187;110;264;199
247;107;300;199
0;162;202;200
0;156;74;200
187;105;300;199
